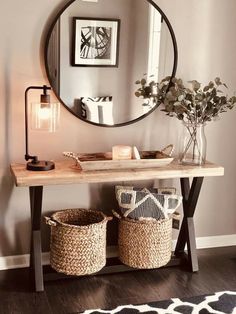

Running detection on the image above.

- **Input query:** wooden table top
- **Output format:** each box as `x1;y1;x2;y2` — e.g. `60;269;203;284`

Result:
10;159;224;187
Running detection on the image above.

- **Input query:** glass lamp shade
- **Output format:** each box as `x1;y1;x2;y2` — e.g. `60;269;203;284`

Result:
31;102;60;132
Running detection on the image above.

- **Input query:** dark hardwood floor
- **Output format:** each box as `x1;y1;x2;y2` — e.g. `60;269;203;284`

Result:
0;246;235;314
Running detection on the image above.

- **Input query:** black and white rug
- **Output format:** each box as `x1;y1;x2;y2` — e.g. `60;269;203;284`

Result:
80;291;236;313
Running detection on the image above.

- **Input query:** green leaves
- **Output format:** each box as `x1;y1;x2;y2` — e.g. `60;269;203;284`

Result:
141;78;146;85
134;74;169;108
215;77;221;85
134;75;236;120
161;76;236;123
188;80;201;91
215;77;228;88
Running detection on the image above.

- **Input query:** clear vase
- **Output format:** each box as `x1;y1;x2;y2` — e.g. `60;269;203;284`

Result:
179;122;207;165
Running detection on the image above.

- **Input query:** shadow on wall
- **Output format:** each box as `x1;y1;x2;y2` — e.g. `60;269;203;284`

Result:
0;172;15;256
0;45;15;257
89;184;119;246
41;217;51;253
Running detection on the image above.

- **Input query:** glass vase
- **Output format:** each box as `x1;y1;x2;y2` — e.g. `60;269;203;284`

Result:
179;122;207;165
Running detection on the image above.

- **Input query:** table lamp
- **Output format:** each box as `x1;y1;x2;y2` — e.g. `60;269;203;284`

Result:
25;85;60;171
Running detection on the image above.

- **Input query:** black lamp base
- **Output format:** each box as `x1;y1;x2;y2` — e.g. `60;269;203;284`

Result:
26;160;55;171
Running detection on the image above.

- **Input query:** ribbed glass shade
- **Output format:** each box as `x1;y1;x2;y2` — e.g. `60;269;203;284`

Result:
31;102;60;132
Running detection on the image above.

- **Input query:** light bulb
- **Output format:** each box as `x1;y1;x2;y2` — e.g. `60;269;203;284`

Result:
31;102;60;132
38;105;51;121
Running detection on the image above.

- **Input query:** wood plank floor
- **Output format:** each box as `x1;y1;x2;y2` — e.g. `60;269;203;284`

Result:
0;246;235;314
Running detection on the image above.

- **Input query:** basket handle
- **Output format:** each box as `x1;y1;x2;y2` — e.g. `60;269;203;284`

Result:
63;152;82;166
45;216;57;227
112;209;122;219
161;144;174;157
171;211;181;220
105;216;113;222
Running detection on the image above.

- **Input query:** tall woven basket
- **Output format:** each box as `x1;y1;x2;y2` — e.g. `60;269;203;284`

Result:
118;216;172;269
45;208;112;276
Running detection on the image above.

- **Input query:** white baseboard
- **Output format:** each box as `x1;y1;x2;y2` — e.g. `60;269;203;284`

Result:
0;252;50;271
172;234;236;250
0;234;235;271
195;234;236;249
0;246;118;271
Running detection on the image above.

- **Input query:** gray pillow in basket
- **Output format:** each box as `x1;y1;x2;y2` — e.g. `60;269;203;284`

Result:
115;186;182;220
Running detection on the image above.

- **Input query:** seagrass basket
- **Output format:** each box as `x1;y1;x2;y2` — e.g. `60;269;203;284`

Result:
45;208;112;276
117;215;172;269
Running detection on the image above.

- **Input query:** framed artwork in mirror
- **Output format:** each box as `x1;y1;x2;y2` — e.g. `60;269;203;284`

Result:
72;17;120;67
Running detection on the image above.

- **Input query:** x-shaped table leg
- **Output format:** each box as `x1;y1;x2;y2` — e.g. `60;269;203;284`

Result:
175;177;204;272
29;186;44;292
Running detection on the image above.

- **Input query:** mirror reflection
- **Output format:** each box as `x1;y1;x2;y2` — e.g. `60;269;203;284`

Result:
45;0;177;126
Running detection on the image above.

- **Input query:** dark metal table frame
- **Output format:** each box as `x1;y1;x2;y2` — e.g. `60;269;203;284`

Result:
29;177;204;292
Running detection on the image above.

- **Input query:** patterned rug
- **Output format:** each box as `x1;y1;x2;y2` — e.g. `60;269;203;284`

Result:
80;291;236;313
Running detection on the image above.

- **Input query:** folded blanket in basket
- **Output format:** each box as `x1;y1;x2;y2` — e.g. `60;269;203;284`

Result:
115;186;182;220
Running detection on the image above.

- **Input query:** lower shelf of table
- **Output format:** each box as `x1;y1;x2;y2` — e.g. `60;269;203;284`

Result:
43;253;190;282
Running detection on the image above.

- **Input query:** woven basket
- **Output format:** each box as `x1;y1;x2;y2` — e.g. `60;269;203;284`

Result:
45;208;112;276
117;216;172;269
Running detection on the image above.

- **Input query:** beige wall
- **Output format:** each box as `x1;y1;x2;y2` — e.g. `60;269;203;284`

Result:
0;0;236;257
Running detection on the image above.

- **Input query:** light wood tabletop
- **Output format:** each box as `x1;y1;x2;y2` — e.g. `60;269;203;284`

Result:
10;159;224;187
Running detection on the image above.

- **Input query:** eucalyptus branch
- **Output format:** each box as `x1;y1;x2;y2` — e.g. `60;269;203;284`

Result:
161;77;236;123
135;76;236;124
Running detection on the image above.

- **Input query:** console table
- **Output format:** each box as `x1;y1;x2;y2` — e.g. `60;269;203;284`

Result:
10;159;224;292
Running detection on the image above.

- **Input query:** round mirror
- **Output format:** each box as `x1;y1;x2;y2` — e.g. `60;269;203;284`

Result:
45;0;178;127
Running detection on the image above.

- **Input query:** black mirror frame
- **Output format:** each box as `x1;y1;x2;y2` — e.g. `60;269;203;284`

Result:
44;0;178;128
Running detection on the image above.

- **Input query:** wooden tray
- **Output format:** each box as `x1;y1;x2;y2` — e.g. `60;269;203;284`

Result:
63;149;174;171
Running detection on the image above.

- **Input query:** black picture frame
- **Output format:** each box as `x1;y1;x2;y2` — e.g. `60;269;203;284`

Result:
72;17;120;67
